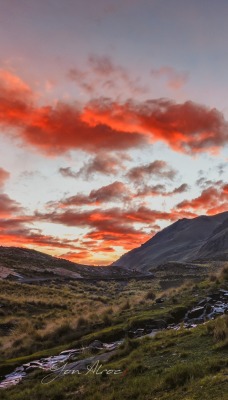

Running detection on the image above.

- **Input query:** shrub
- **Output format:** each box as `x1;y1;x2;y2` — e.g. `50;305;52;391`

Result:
77;316;88;328
209;274;217;282
121;300;131;311
164;361;204;388
145;290;156;300
213;315;228;342
221;266;228;281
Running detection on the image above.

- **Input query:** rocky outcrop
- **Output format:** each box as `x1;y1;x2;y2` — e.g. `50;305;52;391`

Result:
184;289;228;323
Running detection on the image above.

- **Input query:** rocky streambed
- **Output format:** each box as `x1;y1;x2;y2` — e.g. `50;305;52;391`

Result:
0;288;227;389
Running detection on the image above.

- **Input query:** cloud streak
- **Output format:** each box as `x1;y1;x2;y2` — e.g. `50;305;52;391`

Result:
151;66;188;89
0;168;10;189
68;54;147;97
126;160;177;182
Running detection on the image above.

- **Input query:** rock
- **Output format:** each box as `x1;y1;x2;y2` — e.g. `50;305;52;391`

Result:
213;306;226;315
134;328;144;337
208;293;221;301
187;306;205;319
197;299;208;306
89;340;104;351
205;303;213;314
156;297;165;303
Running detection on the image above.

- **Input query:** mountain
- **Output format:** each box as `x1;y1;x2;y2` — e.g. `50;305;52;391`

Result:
0;246;147;281
113;211;228;271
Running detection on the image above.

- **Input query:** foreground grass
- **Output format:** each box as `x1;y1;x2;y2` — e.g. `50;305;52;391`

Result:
0;264;227;399
0;278;161;360
1;318;227;400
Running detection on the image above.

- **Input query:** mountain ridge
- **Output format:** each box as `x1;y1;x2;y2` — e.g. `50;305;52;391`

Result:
113;211;228;271
0;245;148;280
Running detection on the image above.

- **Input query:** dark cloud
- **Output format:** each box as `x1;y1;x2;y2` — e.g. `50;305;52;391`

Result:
217;163;227;175
195;177;223;188
172;183;190;194
135;183;189;197
59;153;129;180
126;160;177;182
59;167;79;179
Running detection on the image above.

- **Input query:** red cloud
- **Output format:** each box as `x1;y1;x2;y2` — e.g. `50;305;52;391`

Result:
0;77;146;155
0;194;23;217
59;152;129;179
84;230;151;251
0;190;82;253
50;179;189;211
82;98;228;154
35;206;197;253
0;168;10;188
176;183;228;215
37;206;173;227
58;181;131;207
0;228;80;251
0;189;197;264
60;245;115;265
1;70;227;156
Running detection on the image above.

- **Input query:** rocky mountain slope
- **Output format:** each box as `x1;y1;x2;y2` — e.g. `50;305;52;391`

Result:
113;211;228;271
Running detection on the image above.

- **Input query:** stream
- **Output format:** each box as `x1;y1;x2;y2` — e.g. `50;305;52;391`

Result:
0;288;227;389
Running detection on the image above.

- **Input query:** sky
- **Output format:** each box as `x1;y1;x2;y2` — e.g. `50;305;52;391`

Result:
0;0;227;265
